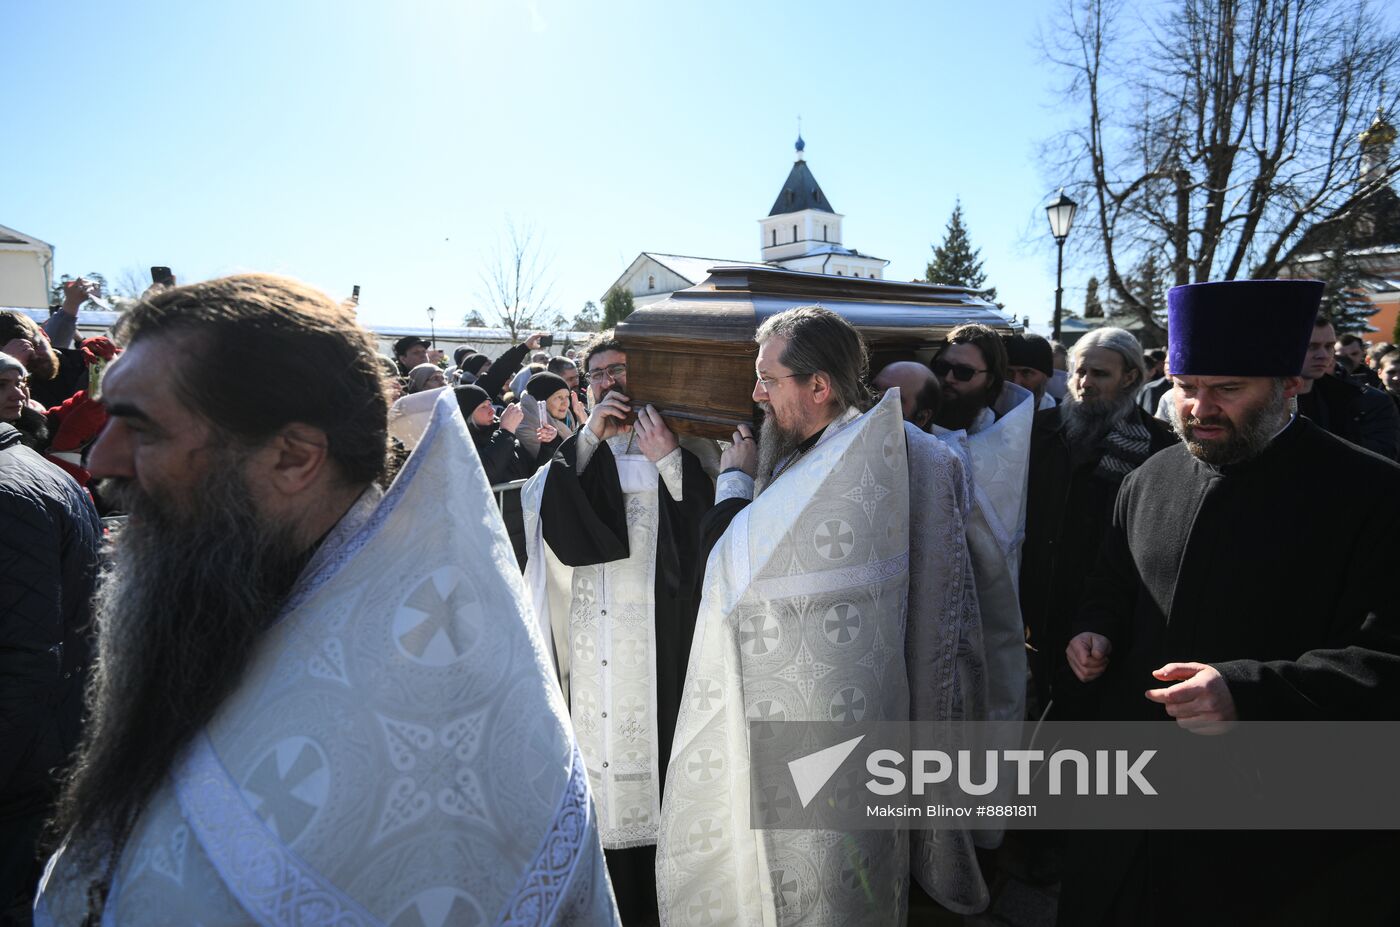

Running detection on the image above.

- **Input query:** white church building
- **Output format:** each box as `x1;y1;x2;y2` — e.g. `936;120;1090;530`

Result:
605;136;889;308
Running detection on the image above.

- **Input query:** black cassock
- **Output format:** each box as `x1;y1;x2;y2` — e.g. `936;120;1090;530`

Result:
1060;418;1400;926
537;434;714;926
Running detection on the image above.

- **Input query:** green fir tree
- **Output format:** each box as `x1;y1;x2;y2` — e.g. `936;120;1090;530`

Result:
1317;250;1376;335
925;200;996;300
1084;276;1104;318
601;287;635;329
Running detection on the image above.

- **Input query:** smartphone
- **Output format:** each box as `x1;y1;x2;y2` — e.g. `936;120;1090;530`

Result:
352;285;361;300
539;334;554;348
150;266;174;287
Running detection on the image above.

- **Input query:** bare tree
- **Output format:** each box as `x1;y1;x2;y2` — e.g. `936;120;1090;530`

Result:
112;267;153;300
477;221;556;342
1041;0;1400;341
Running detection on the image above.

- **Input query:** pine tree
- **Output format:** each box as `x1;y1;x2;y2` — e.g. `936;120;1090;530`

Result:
572;300;601;332
925;200;996;300
462;310;486;327
1084;276;1104;318
1317;250;1376;334
601;287;635;329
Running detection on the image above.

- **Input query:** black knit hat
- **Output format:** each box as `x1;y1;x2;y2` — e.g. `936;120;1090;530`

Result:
1003;334;1054;377
525;371;570;403
454;384;491;418
460;353;491;377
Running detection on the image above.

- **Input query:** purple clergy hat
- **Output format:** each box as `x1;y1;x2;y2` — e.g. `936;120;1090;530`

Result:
1166;279;1323;377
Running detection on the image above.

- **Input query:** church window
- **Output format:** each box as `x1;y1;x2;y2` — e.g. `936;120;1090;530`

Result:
771;229;777;246
647;275;655;291
823;225;828;241
792;224;798;242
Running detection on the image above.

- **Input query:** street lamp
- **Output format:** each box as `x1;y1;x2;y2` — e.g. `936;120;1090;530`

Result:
1045;188;1078;341
426;306;436;349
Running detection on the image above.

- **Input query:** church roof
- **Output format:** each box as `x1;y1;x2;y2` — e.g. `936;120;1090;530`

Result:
643;252;751;284
768;160;835;217
1293;185;1400;256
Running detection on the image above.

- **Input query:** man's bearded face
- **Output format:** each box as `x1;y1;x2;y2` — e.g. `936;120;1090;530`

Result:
754;400;807;494
57;446;308;868
1169;376;1287;466
1062;346;1139;445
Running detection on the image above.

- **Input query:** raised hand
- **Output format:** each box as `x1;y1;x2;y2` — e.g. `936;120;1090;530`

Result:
718;423;757;477
633;405;679;463
587;390;632;441
499;402;524;434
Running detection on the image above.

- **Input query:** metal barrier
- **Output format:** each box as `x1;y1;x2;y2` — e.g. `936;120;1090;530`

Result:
490;479;528;510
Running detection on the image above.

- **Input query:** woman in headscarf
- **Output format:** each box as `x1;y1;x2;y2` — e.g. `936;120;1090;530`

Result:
455;384;561;485
517;371;583;462
406;363;447;394
0;355;49;451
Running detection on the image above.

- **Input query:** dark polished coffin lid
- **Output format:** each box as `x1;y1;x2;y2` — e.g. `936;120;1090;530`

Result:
615;264;1016;439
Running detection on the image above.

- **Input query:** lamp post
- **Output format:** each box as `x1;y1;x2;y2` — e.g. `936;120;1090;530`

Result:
426;306;436;350
1045;188;1078;342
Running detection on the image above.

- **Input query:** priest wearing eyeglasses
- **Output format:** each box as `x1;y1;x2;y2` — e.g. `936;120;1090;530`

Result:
520;332;715;926
657;306;993;923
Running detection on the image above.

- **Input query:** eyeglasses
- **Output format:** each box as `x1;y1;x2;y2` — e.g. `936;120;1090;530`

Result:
931;359;987;383
755;372;809;391
585;363;627;384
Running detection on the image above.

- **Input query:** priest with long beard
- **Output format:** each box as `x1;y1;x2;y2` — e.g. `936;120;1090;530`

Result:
1021;327;1176;720
661;306;989;924
35;275;617;926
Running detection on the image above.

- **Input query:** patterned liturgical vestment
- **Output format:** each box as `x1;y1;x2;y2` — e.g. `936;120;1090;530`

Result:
35;394;619;927
521;436;674;850
657;394;912;926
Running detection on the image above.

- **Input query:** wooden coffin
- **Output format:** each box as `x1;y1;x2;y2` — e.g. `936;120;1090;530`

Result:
615;264;1017;439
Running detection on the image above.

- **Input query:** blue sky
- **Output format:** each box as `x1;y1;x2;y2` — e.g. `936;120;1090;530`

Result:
3;0;1086;332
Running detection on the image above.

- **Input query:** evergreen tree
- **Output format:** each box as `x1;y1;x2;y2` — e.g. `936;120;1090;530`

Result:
601;287;634;329
462;310;486;327
1317;249;1376;334
925;200;996;300
1084;276;1104;318
572;300;601;332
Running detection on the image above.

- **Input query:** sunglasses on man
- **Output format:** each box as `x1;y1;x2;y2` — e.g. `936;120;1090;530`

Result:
931;359;988;383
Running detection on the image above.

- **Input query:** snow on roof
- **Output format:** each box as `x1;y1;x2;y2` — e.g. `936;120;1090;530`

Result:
642;253;751;285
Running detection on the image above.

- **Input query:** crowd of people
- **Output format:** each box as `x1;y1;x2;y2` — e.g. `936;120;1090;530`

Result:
1;272;1398;926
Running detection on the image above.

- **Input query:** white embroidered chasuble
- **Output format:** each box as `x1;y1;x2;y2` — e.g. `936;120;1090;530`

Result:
902;422;989;914
932;382;1033;729
521;434;677;850
932;382;1034;849
657;394;912;927
36;392;619;927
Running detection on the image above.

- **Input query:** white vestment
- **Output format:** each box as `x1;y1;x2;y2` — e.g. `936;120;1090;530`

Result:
36;392;619;927
932;382;1033;728
657;394;911;927
902;423;989;913
933;382;1034;847
521;433;685;850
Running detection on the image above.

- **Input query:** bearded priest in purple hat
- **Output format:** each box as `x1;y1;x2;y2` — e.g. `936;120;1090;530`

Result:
1057;279;1400;925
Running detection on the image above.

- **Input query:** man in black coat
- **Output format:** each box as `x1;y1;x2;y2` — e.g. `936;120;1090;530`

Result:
1021;326;1176;719
1060;279;1400;926
0;422;100;922
1297;316;1399;460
